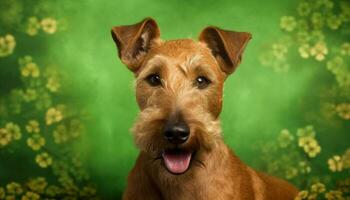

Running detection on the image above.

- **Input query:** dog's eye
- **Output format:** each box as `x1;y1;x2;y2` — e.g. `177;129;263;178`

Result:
195;76;211;89
146;74;162;86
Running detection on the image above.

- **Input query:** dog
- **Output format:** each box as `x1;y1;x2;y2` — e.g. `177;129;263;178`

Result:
111;17;298;200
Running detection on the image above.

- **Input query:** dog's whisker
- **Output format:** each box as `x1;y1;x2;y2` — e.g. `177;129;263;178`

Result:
193;159;206;169
151;156;162;165
152;156;162;161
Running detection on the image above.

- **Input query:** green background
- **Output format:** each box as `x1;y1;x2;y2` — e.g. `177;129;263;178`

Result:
1;0;349;199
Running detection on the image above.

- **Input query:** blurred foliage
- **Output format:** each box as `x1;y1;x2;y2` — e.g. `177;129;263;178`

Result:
0;1;98;200
256;0;350;199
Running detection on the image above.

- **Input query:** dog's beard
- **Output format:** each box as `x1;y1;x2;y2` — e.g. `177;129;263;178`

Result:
132;106;222;175
132;106;166;156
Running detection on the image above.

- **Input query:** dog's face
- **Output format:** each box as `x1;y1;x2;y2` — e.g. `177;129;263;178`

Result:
111;18;251;176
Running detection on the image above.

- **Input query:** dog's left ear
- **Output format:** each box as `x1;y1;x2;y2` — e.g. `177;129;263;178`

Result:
111;18;161;72
199;26;252;75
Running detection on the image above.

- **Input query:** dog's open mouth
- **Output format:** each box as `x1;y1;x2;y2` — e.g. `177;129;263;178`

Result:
162;149;192;174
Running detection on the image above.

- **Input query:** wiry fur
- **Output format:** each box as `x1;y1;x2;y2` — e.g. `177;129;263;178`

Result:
111;18;298;200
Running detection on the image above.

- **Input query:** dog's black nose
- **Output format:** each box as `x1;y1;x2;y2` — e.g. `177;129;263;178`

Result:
163;122;190;144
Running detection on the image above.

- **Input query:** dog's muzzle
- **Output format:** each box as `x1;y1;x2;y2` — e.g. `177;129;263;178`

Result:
161;119;192;174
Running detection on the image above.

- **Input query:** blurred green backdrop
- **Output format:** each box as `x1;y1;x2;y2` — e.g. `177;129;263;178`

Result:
1;0;350;199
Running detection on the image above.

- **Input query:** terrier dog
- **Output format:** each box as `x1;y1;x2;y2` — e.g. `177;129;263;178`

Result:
111;18;298;200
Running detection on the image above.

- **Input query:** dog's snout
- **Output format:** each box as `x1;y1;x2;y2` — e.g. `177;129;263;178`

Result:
163;122;190;144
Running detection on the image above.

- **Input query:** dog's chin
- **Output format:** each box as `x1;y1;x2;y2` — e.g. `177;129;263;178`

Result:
161;148;194;175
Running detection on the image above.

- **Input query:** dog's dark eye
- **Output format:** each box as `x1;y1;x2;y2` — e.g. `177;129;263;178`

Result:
146;74;162;86
195;76;211;89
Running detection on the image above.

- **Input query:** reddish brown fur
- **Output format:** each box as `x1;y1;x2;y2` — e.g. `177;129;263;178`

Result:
111;18;298;200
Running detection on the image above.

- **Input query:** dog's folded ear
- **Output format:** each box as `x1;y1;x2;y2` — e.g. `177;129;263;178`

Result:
111;18;160;72
199;26;252;75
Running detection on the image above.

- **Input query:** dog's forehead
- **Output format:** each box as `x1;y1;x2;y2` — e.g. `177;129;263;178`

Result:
145;39;218;70
154;39;212;58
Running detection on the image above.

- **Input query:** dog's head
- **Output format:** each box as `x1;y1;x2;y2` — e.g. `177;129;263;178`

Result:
111;18;251;176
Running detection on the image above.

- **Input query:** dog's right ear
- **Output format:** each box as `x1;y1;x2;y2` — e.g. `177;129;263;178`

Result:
199;26;252;75
111;18;160;72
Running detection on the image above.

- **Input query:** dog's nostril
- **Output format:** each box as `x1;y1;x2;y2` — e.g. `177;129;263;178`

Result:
164;124;190;144
164;130;175;139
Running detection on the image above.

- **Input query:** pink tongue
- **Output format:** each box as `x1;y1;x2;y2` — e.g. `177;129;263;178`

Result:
162;151;192;174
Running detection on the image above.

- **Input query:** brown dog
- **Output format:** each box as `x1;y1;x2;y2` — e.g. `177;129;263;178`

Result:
111;18;298;200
